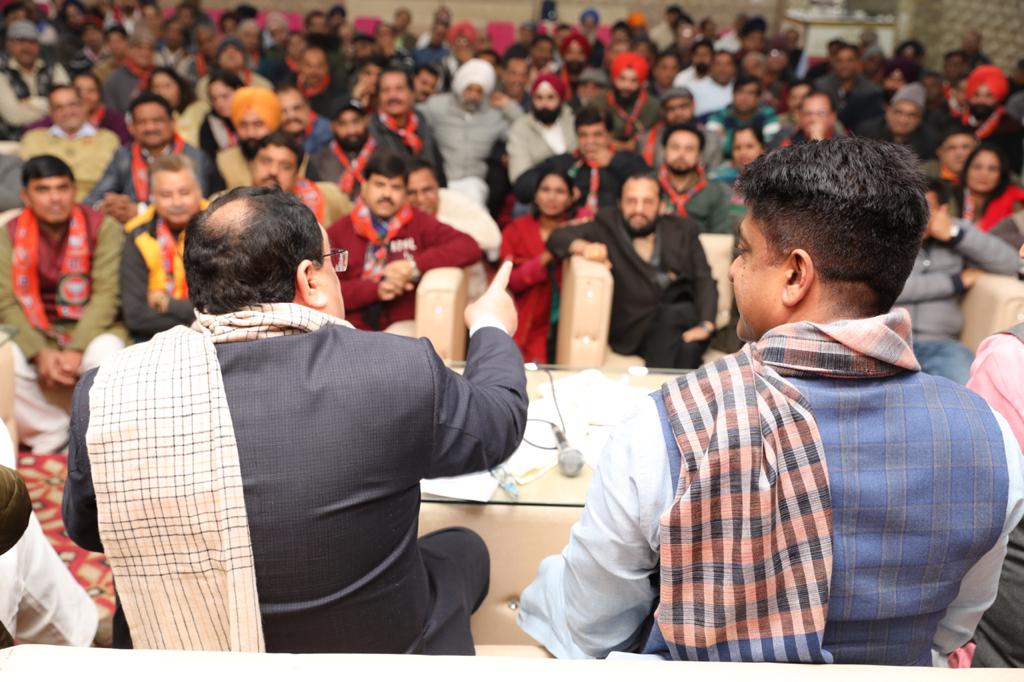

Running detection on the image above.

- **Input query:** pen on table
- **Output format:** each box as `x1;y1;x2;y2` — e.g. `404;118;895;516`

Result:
491;466;519;500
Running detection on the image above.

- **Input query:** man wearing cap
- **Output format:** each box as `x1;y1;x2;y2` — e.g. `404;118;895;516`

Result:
577;9;604;67
593;52;661;151
102;29;156;114
640;87;724;172
195;37;274;105
856;83;939;160
0;19;70;136
277;85;333;156
962;65;1023;174
308;99;376;200
420;58;521;206
573;67;609;109
507;73;578;183
217;87;282;189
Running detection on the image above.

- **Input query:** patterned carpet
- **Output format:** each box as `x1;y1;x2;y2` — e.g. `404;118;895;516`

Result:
16;452;116;619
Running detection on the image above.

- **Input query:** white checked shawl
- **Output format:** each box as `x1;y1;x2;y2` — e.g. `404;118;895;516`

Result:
87;303;353;651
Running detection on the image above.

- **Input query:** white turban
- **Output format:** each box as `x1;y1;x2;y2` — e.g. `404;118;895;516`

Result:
452;58;496;98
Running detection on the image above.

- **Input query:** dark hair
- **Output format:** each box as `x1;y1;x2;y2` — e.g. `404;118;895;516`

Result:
739;16;767;37
150;66;195;112
72;70;103;96
662;122;705;151
207;68;245;93
734;73;762;94
255;131;305;168
530;169;572;218
654;49;681;66
713;49;738;66
733;124;765;148
364;151;409;181
944;49;968;62
184;187;324;314
477;48;500;62
407;156;437;180
834;42;860;58
939;123;975;145
690;38;714;55
926;177;951;206
129;92;173;119
896;39;925;59
104;24;127;38
379;66;414;90
217;10;238;32
735;137;928;315
802;88;837;113
22;155;75;186
414;63;440;79
574;105;612;132
960;143;1012;207
532;34;555;48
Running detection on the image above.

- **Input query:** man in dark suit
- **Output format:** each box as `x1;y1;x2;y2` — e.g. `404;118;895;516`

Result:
62;187;528;654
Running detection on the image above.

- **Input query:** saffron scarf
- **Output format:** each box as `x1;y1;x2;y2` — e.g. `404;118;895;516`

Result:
963;106;1006;141
350;197;414;282
123;57;152;91
378;112;423;154
131;135;186;203
133;213;190;300
11;207;91;346
568;151;606;220
606;89;648;138
658;165;707;218
89;105;107;129
331;137;376;195
641;122;663;166
291;178;326;224
657;309;919;662
299;73;330;100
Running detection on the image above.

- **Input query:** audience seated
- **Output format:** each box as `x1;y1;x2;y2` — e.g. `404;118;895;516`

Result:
895;179;1018;384
308;99;375;200
102;29;155;114
590;52;661;152
688;50;736;118
0;155;24;211
120;154;204;341
328;152;481;332
72;72;130;143
277;85;333;156
856;82;939;160
370;68;446;182
773;90;842;147
194;36;273;104
197;70;243;162
506;73;577;184
519;138;1024;663
546;175;717;368
293;42;343;120
421;58;520;206
656;123;733;234
639;87;724;171
962;65;1023;174
951;143;1024;230
19;85;120;202
813;42;882;129
704;74;780;160
86;93;216;224
218;86;280;188
515;106;648;220
0;155;127;454
249;132;349;227
0;20;70;138
922;124;977;186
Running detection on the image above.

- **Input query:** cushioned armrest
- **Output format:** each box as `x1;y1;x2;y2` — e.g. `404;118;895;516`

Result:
416;267;469;362
697;233;735;331
0;343;16;450
555;256;613;369
960;274;1024;351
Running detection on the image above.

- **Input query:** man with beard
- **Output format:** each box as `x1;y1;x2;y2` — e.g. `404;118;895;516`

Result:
673;38;713;88
308;100;375;200
558;32;589;100
120;154;205;341
86;93;216;225
507;74;578;183
217;87;281;189
327;151;482;332
248;132;349;227
370;68;446;185
689;50;737;118
545;174;717;368
420;58;521;206
962;65;1023;175
657;123;732;234
277;85;333;156
514;106;649;220
640;88;724;173
593;52;661;151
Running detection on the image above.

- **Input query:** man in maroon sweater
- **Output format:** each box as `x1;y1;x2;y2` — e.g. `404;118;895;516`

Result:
327;151;482;331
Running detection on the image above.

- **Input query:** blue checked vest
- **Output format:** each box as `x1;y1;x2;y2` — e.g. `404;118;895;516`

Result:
648;370;1008;664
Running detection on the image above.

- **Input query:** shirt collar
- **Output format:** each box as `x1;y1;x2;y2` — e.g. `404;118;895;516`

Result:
48;122;97;139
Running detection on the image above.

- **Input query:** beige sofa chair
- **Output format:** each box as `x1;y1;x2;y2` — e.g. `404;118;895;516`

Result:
0;337;16;450
386;267;469;362
959;274;1024;351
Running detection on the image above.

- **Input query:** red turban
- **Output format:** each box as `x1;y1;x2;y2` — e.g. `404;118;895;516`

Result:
531;72;566;101
447;20;478;45
560;32;590;59
610;52;649;83
966;65;1010;103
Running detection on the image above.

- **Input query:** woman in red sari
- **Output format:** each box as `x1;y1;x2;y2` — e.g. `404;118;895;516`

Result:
500;171;575;363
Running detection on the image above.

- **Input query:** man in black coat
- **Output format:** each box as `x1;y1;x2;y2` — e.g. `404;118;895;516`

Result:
63;188;527;654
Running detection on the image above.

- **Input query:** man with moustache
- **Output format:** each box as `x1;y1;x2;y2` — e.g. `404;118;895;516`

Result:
507;74;578;184
962;66;1024;174
277;86;333;156
592;52;661;151
308;100;375;201
557;32;589;99
370;68;446;184
217;87;282;189
640;88;724;172
249;132;349;227
657;123;734;234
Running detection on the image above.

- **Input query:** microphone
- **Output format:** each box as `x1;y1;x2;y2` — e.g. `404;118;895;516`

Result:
552;424;584;477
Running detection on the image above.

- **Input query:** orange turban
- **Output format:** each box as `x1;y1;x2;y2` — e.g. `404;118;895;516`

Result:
610;52;649;83
627;12;647;28
965;65;1010;103
230;87;282;129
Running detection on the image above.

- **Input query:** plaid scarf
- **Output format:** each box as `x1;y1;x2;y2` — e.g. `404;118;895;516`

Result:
657;309;919;662
87;303;353;652
350;197;414;282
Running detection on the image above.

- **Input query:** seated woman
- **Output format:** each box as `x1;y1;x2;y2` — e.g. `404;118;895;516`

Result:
150;66;205;146
197;71;244;162
953;143;1024;231
710;125;767;230
500;171;575;364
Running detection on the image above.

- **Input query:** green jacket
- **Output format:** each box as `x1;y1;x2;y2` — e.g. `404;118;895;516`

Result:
589;92;662;142
0;464;30;649
661;181;735;235
0;209;128;360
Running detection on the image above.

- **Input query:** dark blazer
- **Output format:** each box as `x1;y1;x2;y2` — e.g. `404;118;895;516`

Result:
546;208;718;355
0;463;31;649
512;152;650;215
63;324;527;652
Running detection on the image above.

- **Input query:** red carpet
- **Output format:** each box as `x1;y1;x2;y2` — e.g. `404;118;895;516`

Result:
16;452;116;619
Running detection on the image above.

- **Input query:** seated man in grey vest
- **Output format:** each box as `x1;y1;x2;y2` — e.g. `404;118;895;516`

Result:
518;137;1024;665
63;187;528;653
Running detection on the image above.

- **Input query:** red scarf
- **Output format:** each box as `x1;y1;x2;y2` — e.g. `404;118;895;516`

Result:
89;105;107;129
304;110;318;139
378;112;423;154
659;165;707;218
606;89;648;138
642;122;663;166
123;57;152;91
940;164;960;186
560;68;574;100
331;137;376;195
194;52;208;78
241;69;254;85
131;136;186;203
11;207;91;345
968;186;1024;231
299;73;330;100
292;178;326;224
963;106;1006;141
155;219;188;298
285;57;300;75
569;151;606;220
350;197;415;282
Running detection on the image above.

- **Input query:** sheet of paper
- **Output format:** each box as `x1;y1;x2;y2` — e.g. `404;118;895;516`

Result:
420;470;498;502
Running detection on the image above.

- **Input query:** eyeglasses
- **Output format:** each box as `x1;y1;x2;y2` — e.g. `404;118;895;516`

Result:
323;248;348;273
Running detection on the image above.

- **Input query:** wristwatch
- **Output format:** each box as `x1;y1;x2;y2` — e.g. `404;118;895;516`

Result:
700;321;716;334
406;254;422;283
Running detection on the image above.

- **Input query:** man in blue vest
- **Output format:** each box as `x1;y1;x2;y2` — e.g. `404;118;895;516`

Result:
518;137;1024;665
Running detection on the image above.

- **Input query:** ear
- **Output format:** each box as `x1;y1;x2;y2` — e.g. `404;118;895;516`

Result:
292;259;329;310
18;188;28;207
780;248;816;310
